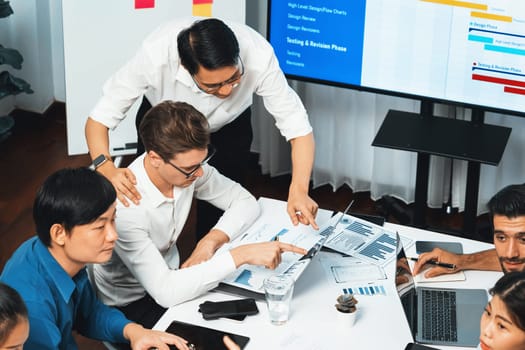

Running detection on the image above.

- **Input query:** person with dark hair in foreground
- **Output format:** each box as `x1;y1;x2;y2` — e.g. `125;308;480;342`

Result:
0;282;29;349
94;101;306;326
479;271;525;350
413;184;525;277
0;168;189;350
85;17;319;240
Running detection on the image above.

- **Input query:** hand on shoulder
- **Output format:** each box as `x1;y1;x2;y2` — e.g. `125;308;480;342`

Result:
98;163;141;206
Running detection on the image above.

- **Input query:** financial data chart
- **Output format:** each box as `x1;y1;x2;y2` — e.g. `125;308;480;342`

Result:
228;224;309;292
220;197;334;294
358;233;396;262
342;284;387;296
324;215;398;267
269;0;525;115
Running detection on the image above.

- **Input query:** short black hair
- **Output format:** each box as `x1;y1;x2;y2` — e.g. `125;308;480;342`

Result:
487;184;525;219
33;167;116;246
177;18;239;75
489;271;525;331
0;282;28;344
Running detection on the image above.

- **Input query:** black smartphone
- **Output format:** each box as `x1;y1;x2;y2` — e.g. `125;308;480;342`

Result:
415;240;463;254
405;343;439;350
198;298;259;320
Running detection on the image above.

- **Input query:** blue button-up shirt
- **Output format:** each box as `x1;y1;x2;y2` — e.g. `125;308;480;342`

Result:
0;237;130;349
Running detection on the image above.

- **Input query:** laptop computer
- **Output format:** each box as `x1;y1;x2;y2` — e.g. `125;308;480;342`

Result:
394;233;487;347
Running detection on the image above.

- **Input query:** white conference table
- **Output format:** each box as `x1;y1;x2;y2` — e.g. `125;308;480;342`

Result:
154;222;502;350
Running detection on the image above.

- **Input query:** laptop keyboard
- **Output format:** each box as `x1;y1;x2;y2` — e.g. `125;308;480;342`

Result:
421;289;458;342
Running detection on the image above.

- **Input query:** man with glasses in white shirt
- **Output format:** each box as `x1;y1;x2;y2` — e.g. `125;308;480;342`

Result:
93;101;307;327
85;17;319;240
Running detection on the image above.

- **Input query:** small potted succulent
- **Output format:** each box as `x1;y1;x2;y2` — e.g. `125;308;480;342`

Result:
335;293;358;326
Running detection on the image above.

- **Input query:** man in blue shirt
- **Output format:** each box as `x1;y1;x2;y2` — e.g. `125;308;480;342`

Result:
0;167;189;350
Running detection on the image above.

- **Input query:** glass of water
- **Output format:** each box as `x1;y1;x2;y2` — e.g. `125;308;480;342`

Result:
263;274;294;325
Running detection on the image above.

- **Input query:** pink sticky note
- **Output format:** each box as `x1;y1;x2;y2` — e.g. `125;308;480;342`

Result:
135;0;154;9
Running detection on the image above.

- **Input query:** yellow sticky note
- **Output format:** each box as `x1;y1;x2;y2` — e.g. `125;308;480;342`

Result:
193;4;212;17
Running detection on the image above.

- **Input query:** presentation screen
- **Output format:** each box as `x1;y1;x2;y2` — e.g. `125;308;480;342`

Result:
268;0;525;116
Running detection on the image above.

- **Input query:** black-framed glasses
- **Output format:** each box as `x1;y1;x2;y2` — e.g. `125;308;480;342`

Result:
166;145;216;179
192;57;244;94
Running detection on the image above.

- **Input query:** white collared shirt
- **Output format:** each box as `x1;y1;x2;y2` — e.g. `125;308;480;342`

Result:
90;17;312;141
94;154;260;307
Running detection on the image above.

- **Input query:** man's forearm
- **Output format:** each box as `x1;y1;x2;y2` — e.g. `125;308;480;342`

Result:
460;249;501;271
199;229;230;251
289;132;315;192
85;117;112;161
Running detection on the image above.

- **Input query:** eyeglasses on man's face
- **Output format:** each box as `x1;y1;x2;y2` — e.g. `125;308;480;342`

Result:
166;145;216;179
192;57;244;94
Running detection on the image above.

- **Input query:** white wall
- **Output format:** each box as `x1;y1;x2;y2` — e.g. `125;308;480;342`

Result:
0;0;78;116
50;0;65;102
63;1;245;155
7;0;54;113
1;0;241;117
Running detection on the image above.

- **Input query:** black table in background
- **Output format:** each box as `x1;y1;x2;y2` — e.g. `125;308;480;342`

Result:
372;109;512;237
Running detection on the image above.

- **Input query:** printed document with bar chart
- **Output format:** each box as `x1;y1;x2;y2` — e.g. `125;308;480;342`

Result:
323;214;398;267
217;197;333;296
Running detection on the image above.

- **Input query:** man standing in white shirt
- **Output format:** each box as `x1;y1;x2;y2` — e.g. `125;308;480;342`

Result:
85;17;319;239
93;101;307;327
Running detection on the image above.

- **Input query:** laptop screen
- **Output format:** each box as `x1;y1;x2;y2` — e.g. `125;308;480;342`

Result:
394;233;417;338
393;234;488;347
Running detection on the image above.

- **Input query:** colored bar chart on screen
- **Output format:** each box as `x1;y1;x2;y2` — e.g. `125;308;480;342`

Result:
468;28;525;49
466;6;525;97
471;11;512;22
423;1;522;61
472;66;525;79
468;28;525;40
343;284;387;296
485;44;525;56
471;68;525;95
472;73;525;88
420;0;487;11
504;86;525;95
468;34;493;44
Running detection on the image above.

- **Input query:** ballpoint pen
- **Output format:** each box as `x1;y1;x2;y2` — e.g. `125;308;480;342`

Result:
408;257;456;270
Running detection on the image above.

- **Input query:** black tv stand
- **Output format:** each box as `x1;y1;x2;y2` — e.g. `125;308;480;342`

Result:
372;103;511;238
